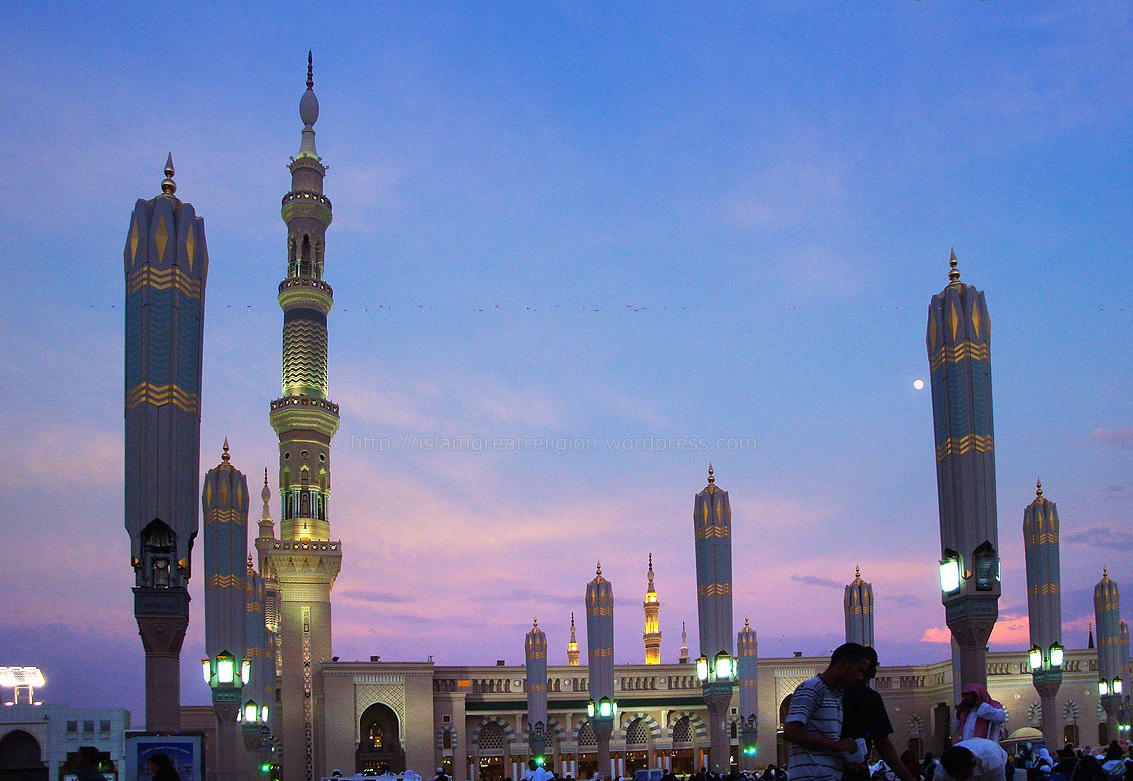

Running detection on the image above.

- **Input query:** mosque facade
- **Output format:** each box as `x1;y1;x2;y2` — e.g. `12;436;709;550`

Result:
119;63;1125;781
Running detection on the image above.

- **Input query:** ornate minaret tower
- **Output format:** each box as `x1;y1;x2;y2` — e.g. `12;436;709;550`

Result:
265;55;343;781
245;556;273;762
844;566;874;647
1022;479;1063;746
679;622;690;665
737;618;759;770
525;619;549;762
586;563;615;778
927;250;1000;689
693;464;735;773
202;441;250;781
643;554;662;665
254;471;282;685
1094;568;1123;742
124;155;209;731
567;613;580;667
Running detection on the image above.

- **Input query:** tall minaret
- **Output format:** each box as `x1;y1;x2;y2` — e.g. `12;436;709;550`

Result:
586;563;615;777
1094;568;1123;742
1022;479;1062;745
693;464;734;773
265;54;343;781
567;613;580;667
124;155;209;731
737;618;759;770
202;441;250;781
926;250;1000;689
844;566;874;647
254;471;282;689
643;554;662;664
525;619;549;761
679;622;689;665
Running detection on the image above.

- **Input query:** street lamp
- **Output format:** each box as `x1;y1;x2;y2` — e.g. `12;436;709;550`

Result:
1100;680;1110;697
1049;643;1064;668
696;651;735;685
586;697;617;720
939;550;962;595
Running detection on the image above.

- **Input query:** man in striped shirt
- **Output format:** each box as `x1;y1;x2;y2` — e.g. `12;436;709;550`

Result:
783;643;872;781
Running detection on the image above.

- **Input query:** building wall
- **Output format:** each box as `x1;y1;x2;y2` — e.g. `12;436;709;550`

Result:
315;648;1110;777
0;704;130;781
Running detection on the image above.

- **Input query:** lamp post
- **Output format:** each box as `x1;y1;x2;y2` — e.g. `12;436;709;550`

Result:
1095;568;1123;742
696;650;736;774
202;651;252;781
586;564;616;778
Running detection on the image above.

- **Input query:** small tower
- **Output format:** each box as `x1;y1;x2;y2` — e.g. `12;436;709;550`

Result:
245;556;274;749
679;622;690;665
1023;479;1063;743
567;613;580;667
737;618;759;769
525;618;549;762
1094;568;1123;741
202;440;250;781
254;470;281;677
643;554;662;665
927;249;1000;690
586;563;615;777
124;154;210;730
844;566;874;647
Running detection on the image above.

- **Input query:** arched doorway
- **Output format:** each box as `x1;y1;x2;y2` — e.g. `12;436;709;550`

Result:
357;703;405;774
625;719;650;773
777;695;792;767
0;730;47;781
477;722;507;781
576;722;597;779
670;716;694;774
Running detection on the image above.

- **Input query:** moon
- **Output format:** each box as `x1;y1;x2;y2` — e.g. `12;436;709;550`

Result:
913;379;925;390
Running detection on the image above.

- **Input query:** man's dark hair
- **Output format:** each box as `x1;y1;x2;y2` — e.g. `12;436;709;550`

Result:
862;646;879;681
829;642;870;667
940;746;975;776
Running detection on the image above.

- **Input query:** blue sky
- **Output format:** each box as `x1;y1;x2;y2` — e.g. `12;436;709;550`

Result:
1;3;1131;720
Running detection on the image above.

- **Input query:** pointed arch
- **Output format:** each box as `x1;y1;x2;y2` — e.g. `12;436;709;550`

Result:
619;713;662;742
666;711;707;742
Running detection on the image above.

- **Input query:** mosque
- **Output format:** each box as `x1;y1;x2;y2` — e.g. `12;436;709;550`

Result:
119;61;1124;781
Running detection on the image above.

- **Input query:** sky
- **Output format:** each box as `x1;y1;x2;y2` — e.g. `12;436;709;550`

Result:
1;2;1132;722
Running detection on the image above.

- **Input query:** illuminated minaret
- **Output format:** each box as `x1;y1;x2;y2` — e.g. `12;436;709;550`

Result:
586;563;615;777
693;464;734;773
844;566;874;647
123;155;209;731
926;250;1000;689
567;613;580;667
643;554;662;665
1094;568;1123;742
254;470;282;684
202;441;250;781
737;618;759;770
265;54;343;781
679;622;690;665
1022;479;1063;745
525;618;549;762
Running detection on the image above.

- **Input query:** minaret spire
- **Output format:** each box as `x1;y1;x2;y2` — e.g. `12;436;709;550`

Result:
160;153;177;197
679;621;690;664
268;55;341;781
643;553;661;664
567;612;580;666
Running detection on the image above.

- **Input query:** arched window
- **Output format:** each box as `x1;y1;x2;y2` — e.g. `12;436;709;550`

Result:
626;720;649;747
672;717;692;745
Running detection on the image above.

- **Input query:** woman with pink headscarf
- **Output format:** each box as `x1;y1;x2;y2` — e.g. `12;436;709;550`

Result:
954;683;1006;742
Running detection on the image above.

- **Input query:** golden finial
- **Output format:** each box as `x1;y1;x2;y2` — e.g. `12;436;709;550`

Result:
855;564;861;579
307;51;314;89
247;554;255;571
596;561;602;577
160;152;177;196
707;462;715;485
1104;566;1109;578
948;247;960;284
221;437;230;463
533;616;538;628
264;467;269;486
1036;478;1043;499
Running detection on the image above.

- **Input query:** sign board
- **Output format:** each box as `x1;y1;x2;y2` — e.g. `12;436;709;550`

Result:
125;733;205;781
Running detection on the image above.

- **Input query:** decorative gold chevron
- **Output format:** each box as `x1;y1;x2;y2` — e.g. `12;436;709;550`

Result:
588;607;612;616
936;434;994;461
127;266;203;299
697;583;732;597
1028;583;1061;595
929;341;989;370
204;508;247;525
129;219;140;267
694;524;731;540
126;382;199;414
590;648;612;657
207;574;244;588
